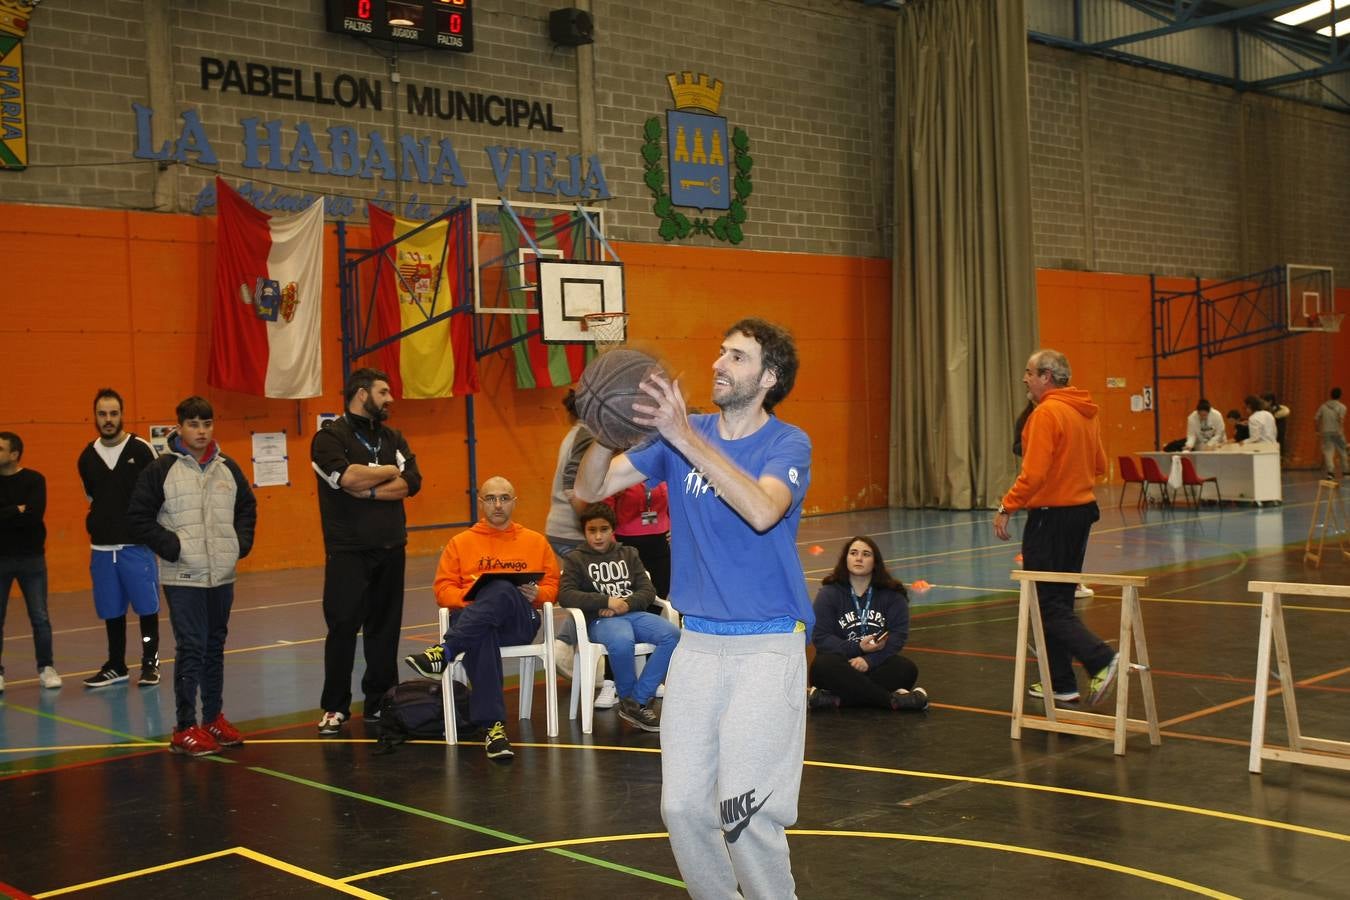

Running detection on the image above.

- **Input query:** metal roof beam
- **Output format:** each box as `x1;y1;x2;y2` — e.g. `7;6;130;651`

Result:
1091;0;1310;49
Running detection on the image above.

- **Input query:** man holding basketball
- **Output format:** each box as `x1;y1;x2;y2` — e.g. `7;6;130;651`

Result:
576;317;812;899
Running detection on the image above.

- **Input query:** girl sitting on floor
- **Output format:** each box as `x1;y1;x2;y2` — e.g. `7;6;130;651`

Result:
809;535;926;711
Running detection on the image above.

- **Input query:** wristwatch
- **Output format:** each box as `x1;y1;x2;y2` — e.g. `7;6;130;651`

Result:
368;487;377;499
997;504;1008;516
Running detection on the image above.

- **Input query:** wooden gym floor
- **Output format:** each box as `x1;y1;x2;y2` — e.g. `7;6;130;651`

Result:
2;472;1348;898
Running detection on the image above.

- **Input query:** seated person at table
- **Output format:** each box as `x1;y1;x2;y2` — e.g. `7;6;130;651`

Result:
1243;395;1278;445
808;536;926;711
1184;399;1226;450
1227;409;1249;443
404;475;559;760
558;504;678;732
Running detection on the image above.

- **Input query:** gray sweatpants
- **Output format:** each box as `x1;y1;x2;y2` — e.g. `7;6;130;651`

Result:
660;628;807;900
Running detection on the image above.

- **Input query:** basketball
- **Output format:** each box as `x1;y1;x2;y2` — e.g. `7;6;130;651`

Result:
574;349;663;449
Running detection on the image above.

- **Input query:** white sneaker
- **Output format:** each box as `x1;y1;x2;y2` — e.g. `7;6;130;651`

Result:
38;666;62;689
0;672;5;692
1075;585;1094;600
655;683;665;699
553;639;575;680
594;679;618;709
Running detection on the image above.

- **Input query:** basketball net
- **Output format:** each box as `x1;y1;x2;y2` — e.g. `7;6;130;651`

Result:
582;312;629;352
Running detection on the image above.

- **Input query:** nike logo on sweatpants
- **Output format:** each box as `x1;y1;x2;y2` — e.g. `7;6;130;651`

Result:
721;788;773;844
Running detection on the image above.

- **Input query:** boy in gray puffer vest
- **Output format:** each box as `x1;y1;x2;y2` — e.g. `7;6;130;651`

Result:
128;396;256;757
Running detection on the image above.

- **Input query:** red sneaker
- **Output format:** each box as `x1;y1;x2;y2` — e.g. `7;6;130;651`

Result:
203;714;245;747
170;725;221;757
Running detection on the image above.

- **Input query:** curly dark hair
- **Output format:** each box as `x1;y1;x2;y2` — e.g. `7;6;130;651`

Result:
820;535;905;594
726;318;798;412
576;502;616;531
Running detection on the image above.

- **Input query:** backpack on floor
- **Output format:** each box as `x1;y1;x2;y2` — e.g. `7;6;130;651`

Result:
375;679;470;750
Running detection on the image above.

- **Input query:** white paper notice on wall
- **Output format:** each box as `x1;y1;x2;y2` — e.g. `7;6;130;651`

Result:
1106;377;1127;389
1130;394;1145;413
251;431;289;488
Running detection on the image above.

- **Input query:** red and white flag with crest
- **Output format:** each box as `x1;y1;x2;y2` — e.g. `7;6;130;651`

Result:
209;177;325;398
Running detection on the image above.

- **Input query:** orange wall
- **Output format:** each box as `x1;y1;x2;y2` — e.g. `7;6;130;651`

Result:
7;201;1343;593
1037;269;1350;481
0;203;891;591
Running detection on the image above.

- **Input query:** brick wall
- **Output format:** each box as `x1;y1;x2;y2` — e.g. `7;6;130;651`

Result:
1029;43;1350;285
10;5;1346;275
3;0;895;257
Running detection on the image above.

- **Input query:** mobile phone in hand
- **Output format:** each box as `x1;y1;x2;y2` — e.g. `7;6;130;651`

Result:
871;631;890;643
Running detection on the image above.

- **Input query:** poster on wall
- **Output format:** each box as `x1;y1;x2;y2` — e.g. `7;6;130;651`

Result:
149;425;172;455
251;430;290;487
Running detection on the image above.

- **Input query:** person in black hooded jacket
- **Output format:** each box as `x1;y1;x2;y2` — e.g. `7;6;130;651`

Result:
808;535;925;711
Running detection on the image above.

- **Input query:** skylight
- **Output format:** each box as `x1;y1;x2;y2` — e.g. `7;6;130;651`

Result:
1273;0;1348;27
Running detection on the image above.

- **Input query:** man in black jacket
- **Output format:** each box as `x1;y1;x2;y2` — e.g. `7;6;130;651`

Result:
311;368;422;736
77;388;162;688
0;431;61;692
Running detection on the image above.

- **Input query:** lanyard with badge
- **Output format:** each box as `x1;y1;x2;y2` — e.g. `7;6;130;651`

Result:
851;586;875;637
351;418;382;465
640;485;658;526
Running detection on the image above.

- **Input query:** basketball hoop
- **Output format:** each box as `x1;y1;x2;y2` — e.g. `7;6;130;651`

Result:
1320;313;1344;333
581;312;629;351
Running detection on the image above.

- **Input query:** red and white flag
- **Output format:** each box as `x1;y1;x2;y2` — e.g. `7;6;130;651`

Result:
209;177;325;398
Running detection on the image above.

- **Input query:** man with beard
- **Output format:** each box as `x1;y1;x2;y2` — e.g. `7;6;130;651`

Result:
576;318;812;899
311;368;422;735
77;388;161;688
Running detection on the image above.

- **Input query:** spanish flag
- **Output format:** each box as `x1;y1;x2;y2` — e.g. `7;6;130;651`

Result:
501;212;594;389
368;205;478;399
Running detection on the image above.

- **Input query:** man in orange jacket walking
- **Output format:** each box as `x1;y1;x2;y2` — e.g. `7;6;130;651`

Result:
404;475;559;759
994;349;1119;707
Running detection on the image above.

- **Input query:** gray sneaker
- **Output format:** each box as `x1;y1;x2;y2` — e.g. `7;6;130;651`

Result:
617;697;660;732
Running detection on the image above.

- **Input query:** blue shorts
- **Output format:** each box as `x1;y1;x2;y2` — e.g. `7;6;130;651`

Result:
91;546;161;619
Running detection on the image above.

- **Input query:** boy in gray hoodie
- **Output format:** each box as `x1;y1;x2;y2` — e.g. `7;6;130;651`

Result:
558;504;679;731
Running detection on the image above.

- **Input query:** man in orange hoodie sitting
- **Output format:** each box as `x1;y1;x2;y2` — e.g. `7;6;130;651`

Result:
404;475;559;759
994;350;1119;708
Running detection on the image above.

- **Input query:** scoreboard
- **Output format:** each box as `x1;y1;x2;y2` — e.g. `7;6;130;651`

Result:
325;0;474;52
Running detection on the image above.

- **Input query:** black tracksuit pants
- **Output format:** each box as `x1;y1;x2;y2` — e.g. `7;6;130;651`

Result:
321;546;406;716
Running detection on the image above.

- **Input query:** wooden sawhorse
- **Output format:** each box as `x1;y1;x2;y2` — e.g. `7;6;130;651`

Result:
1010;570;1161;756
1248;580;1350;774
1303;479;1350;567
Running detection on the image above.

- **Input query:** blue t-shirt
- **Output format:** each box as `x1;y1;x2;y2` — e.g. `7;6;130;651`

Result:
626;413;813;627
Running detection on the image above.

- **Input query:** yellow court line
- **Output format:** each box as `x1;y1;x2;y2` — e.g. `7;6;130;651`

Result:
804;759;1350;844
344;829;1236;898
11;731;1349;849
791;831;1240;899
0;742;167;754
35;847;383;899
343;831;669;882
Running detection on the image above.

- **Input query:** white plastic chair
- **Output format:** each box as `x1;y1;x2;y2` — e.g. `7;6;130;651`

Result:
567;598;679;734
437;603;558;745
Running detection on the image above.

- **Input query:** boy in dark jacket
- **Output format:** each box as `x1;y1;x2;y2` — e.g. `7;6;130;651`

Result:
127;397;257;757
558;504;679;731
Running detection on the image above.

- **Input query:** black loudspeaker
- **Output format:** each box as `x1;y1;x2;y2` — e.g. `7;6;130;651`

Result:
549;8;594;46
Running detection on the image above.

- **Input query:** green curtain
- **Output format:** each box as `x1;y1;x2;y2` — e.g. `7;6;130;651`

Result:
891;0;1039;509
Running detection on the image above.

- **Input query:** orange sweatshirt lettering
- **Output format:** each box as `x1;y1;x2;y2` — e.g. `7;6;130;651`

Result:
433;520;561;609
1002;387;1107;511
